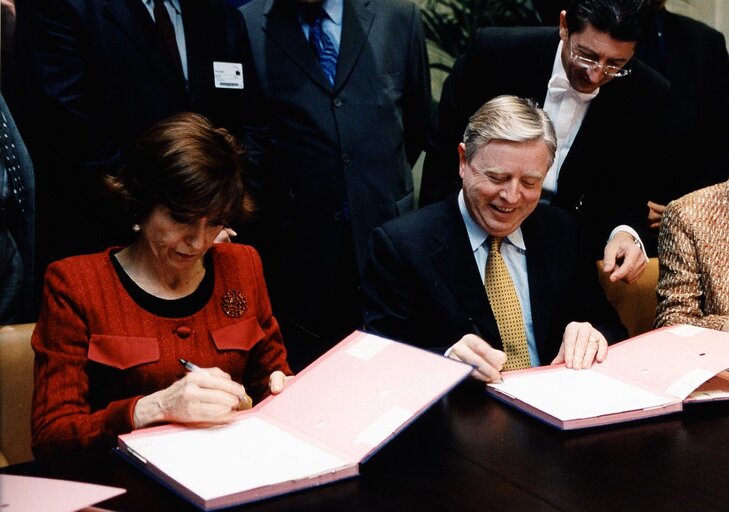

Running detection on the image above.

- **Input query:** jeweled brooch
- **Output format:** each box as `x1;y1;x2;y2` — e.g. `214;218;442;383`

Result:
221;289;248;318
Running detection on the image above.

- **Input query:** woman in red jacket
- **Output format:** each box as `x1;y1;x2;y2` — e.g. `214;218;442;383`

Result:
31;112;292;457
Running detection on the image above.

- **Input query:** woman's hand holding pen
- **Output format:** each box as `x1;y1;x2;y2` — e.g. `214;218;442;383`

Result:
447;334;507;384
132;366;252;429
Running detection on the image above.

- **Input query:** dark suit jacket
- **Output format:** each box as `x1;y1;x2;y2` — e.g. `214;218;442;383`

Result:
420;27;669;257
16;0;255;262
362;196;627;360
240;0;430;337
636;9;729;203
0;94;35;323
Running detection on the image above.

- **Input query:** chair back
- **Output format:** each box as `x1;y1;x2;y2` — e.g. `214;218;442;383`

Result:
0;323;36;466
596;258;659;338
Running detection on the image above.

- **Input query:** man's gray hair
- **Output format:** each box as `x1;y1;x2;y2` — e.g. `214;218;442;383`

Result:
462;95;557;167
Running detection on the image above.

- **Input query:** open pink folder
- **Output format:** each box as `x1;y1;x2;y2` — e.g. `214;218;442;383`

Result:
117;331;471;510
486;324;729;430
0;475;125;512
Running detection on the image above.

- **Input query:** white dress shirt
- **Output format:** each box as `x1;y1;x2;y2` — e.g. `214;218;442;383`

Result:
542;40;599;197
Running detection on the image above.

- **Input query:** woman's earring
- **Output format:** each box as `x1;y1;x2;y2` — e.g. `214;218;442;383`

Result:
132;223;141;233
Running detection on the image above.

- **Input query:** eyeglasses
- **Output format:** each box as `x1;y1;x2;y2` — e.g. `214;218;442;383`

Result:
568;41;632;78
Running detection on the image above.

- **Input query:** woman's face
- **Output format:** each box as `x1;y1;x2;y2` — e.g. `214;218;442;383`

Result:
138;205;225;271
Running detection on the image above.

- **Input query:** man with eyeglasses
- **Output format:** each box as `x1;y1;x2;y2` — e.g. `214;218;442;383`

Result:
362;95;627;381
421;0;669;285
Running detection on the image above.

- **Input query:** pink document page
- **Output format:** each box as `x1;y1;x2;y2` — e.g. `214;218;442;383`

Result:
118;331;472;510
592;324;729;398
257;330;473;461
487;325;729;429
0;475;125;512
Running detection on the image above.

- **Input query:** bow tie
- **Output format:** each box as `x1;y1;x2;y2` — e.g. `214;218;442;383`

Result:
547;75;599;103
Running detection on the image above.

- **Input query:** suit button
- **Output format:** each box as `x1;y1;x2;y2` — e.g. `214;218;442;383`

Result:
342;154;350;164
175;325;192;338
333;98;343;107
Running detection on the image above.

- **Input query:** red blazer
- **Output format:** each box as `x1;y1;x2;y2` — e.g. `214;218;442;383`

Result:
31;244;291;458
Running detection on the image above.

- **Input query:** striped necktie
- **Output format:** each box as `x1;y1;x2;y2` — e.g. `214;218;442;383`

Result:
484;237;531;370
302;4;338;86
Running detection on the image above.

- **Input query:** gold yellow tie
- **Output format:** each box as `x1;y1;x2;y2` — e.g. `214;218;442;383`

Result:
484;237;531;370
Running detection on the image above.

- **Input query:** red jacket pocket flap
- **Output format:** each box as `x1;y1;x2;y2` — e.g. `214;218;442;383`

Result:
88;335;160;370
210;317;264;351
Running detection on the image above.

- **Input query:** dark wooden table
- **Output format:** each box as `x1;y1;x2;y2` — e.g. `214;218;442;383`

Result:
4;380;729;511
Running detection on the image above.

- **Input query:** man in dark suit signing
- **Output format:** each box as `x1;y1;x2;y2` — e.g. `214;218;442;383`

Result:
240;0;431;370
421;0;669;282
363;96;627;382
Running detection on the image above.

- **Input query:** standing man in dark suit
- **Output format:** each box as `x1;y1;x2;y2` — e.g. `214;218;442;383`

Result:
363;96;626;382
421;0;668;281
0;93;35;323
639;0;729;238
240;0;431;370
16;0;256;269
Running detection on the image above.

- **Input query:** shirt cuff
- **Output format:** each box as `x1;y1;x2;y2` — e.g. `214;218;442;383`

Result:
608;225;649;261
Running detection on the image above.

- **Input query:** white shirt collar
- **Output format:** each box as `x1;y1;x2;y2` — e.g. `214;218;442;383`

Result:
322;0;343;26
457;190;526;253
143;0;182;15
548;40;600;102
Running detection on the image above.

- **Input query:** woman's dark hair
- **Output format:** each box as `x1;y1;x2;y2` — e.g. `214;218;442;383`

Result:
107;112;254;225
566;0;652;41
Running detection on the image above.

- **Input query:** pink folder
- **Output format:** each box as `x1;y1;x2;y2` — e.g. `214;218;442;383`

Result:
0;475;125;512
118;331;471;510
486;325;729;430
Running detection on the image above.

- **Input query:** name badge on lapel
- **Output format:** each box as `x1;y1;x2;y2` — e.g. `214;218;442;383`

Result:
213;62;244;89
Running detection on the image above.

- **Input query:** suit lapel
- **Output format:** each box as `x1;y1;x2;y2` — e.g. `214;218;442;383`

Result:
429;199;501;346
521;211;557;361
557;78;618;202
262;0;332;91
334;0;373;93
102;0;187;92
